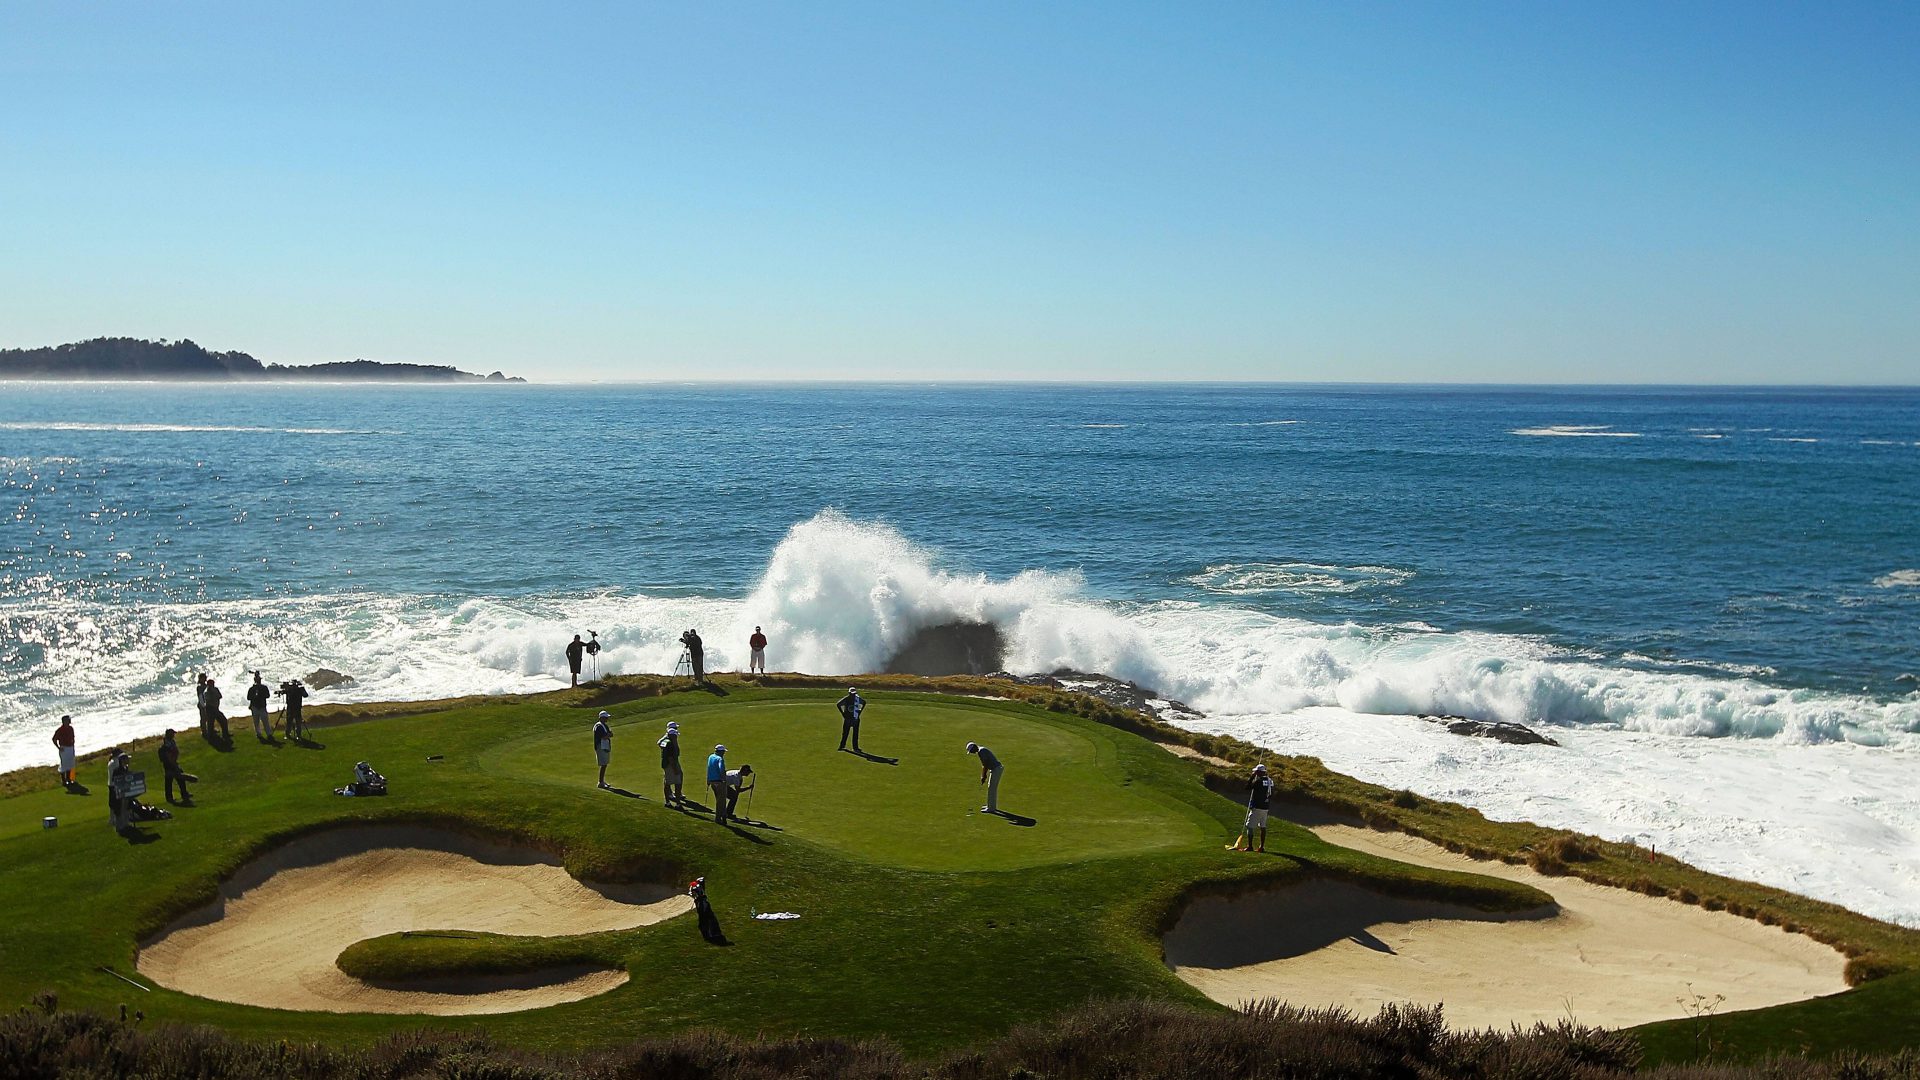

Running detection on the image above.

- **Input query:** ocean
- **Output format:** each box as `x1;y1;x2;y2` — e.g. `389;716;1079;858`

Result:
4;382;1917;923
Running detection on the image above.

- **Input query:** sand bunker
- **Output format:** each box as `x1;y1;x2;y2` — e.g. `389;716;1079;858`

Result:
138;826;690;1015
1167;818;1848;1030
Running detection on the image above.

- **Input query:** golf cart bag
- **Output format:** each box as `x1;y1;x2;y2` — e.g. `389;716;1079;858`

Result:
336;761;388;797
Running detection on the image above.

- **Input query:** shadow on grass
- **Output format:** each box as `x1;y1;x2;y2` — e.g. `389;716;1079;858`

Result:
288;737;325;750
988;810;1037;827
843;748;899;766
603;786;646;800
725;824;773;845
64;783;91;796
118;827;161;845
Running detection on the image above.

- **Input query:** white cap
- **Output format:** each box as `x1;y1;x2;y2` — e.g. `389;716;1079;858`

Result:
714;744;727;753
666;722;679;732
598;711;611;719
1253;763;1267;773
966;742;979;753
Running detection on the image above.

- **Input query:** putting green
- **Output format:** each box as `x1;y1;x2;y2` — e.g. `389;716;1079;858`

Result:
497;696;1219;871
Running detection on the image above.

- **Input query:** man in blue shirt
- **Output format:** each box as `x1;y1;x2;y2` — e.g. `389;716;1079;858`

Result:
966;741;1004;814
706;744;729;823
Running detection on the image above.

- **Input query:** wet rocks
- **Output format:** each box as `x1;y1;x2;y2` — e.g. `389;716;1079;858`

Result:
304;668;357;691
1418;714;1559;746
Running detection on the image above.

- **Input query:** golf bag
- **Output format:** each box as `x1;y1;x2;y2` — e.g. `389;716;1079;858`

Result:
690;877;726;944
336;761;388;797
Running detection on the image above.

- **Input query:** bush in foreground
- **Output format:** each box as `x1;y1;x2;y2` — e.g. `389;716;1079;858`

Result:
6;996;1918;1080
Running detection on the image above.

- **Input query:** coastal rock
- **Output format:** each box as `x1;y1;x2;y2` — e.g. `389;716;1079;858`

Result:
994;669;1205;723
884;622;1005;676
1417;714;1558;746
304;668;356;691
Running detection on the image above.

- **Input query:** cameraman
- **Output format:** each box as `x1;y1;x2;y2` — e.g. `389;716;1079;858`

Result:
279;679;309;740
680;628;705;684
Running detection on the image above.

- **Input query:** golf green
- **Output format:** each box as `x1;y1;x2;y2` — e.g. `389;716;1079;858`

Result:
498;697;1219;870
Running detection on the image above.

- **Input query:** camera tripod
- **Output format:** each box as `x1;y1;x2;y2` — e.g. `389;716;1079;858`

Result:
673;648;693;681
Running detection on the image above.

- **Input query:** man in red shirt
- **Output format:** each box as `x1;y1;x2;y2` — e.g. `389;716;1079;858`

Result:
748;626;768;675
52;715;76;786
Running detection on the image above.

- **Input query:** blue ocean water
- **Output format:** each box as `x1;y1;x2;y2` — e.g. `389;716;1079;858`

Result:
4;382;1918;920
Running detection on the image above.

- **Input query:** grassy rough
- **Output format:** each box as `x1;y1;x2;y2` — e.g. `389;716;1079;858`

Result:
9;997;1920;1079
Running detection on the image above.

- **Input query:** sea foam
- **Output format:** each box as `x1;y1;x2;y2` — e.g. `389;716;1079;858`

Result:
5;511;1918;925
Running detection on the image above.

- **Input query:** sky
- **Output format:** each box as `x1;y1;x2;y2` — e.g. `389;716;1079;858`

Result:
1;2;1916;383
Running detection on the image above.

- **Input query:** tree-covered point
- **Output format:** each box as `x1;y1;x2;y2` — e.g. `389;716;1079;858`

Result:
0;337;523;381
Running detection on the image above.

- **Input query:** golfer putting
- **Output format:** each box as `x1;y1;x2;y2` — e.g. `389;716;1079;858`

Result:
966;741;1004;814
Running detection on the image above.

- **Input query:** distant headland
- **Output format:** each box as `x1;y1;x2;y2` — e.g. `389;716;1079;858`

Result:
0;338;526;382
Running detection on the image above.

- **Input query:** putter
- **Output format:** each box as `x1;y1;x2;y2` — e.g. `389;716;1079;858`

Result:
744;778;757;824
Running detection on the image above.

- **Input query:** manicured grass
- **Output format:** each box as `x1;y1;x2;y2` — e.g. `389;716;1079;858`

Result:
0;681;1538;1055
336;931;614;985
502;697;1218;871
6;673;1915;1064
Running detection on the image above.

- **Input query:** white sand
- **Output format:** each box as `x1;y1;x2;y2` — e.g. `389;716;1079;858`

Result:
1167;815;1849;1030
137;826;690;1015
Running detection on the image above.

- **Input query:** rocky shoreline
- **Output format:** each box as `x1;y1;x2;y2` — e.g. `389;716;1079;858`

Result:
992;669;1558;748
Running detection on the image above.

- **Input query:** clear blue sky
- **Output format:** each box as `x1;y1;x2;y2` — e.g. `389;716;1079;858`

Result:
2;2;1915;382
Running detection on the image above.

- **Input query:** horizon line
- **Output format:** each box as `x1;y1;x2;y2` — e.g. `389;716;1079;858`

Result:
5;377;1919;391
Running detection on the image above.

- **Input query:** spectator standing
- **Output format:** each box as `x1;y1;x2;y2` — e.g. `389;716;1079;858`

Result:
658;722;684;807
247;672;272;740
836;687;864;752
566;635;587;688
203;678;228;740
593;710;613;789
748;626;768;675
52;715;76;786
194;673;209;736
159;729;193;804
706;744;729;823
